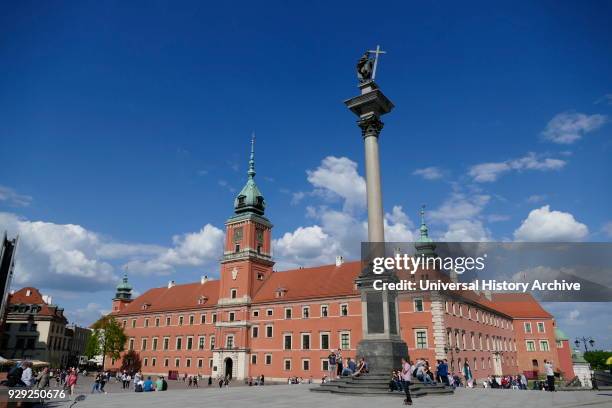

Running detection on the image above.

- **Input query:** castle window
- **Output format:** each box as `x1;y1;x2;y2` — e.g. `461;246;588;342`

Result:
229;312;235;322
302;333;310;350
526;340;536;351
321;305;328;317
155;318;160;327
257;273;264;281
198;336;206;350
320;333;330;350
179;316;184;326
198;359;203;368
265;354;272;365
176;337;182;350
131;319;136;328
302;306;310;318
198;296;208;305
226;335;234;349
152;338;158;351
163;337;169;350
122;320;127;328
284;359;291;370
302;359;310;370
143;358;148;367
265;325;273;338
340;332;350;349
200;314;206;324
414;298;424;312
285;308;292;319
251;354;257;365
252;310;259;317
539;340;550;351
210;335;215;349
266;309;273;316
166;316;171;326
128;338;134;350
186;358;191;368
524;322;532;333
237;196;245;206
537;322;545;333
257;245;262;254
415;329;428;349
340;304;348;316
164;358;169;367
230;289;237;299
252;326;259;338
189;315;194;325
141;338;147;351
187;336;193;350
175;358;180;368
235;244;240;252
212;313;217;323
152;358;156;367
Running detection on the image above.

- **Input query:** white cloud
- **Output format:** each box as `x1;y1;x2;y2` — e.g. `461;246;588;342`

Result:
306;156;366;212
429;193;490;223
125;224;224;275
0;186;32;207
513;205;588;242
273;158;415;269
542;112;607;144
0;212;117;292
440;220;491;242
66;302;109;326
413;167;443;180
469;153;566;182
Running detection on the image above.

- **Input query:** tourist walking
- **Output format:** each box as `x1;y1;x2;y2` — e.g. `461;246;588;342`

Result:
400;357;413;405
66;369;78;397
544;360;555;391
463;362;473;388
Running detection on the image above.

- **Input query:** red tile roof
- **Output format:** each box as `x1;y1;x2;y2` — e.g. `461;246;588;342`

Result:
113;280;220;316
489;293;553;319
252;261;361;303
8;287;67;320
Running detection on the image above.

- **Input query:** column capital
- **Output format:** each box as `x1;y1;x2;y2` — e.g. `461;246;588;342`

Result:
358;114;384;139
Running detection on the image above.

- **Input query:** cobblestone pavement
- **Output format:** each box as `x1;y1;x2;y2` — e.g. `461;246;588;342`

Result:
40;384;612;408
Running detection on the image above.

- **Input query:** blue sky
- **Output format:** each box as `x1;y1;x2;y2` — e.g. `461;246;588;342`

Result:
1;1;611;347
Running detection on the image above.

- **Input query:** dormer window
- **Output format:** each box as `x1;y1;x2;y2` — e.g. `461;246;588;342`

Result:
141;303;150;311
198;296;208;305
237;196;246;206
257;273;264;281
256;196;264;206
275;287;287;298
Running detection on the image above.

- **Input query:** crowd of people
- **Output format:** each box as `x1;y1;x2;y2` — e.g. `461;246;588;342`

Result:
326;349;369;380
4;362;81;396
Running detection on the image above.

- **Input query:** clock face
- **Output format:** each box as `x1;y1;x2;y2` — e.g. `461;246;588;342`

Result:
256;229;264;243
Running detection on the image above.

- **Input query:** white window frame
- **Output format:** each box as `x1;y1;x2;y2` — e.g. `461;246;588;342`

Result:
413;298;424;312
283;358;292;371
226;334;235;349
539;340;550;351
537;322;545;333
414;329;428;349
283;333;292;350
265;324;273;338
339;331;350;350
198;336;206;350
320;332;330;350
302;306;310;319
265;354;272;365
524;322;532;333
301;333;311;350
302;359;310;370
526;340;536;352
340;303;349;316
285;307;292;319
321;304;329;317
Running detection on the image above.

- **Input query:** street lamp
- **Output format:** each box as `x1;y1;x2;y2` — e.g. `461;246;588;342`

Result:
574;337;595;353
444;346;460;371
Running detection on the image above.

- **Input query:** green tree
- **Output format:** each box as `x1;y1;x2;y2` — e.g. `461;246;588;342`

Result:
120;350;142;374
584;350;612;370
87;316;128;369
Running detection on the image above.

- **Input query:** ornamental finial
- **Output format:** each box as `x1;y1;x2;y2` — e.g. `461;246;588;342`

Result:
248;133;256;179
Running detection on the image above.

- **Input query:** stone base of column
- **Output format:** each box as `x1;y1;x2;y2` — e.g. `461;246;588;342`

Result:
357;338;409;374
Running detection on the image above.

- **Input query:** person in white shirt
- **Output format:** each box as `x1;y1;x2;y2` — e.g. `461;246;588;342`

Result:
544;360;555;391
21;361;34;387
400;357;413;406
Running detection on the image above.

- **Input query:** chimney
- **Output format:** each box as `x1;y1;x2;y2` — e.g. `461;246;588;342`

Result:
201;275;209;285
335;255;344;267
483;289;492;301
168;280;175;288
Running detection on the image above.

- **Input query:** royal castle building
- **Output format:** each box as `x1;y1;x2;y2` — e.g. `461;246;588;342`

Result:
107;145;574;382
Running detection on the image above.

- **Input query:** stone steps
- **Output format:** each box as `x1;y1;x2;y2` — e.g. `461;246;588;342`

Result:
311;374;453;398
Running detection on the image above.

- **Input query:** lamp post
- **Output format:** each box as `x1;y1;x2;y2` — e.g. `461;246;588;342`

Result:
444;346;460;372
574;337;595;353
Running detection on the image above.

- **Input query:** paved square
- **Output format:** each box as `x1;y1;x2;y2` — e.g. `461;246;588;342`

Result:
47;385;612;408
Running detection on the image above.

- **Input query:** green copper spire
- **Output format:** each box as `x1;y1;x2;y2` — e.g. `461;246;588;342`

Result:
234;135;266;215
114;273;133;300
418;205;433;243
415;205;436;256
248;133;256;179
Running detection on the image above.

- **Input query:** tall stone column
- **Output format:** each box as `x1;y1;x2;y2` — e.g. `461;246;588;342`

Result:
345;80;408;373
